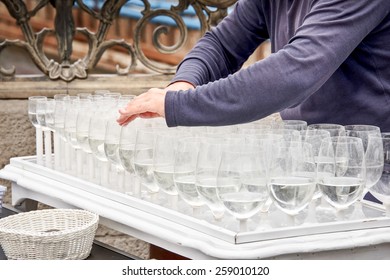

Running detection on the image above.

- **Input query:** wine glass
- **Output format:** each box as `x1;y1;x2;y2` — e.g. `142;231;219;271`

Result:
317;136;366;219
268;141;317;226
64;98;88;176
28;96;47;165
153;130;191;209
89;96;117;186
365;135;384;188
217;142;270;232
173;136;204;216
345;125;383;218
36;98;56;168
76;97;95;180
53;94;69;170
368;133;390;215
118;118;143;196
104;95;135;191
302;129;331;221
345;125;382;186
133;128;160;201
118;119;139;174
195;135;243;222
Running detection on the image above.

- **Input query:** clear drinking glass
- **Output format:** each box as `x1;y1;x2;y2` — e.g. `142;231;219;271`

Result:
195;136;243;221
64;98;87;175
89;97;117;162
28;96;47;128
268;141;317;225
173;136;204;216
345;125;383;218
303;129;331;198
345;125;382;187
89;96;117;186
104;95;136;191
368;133;390;216
317;136;366;217
36;98;56;168
118;118;145;196
104;95;135;169
133;128;160;200
153;131;178;196
53;94;69;170
217;142;270;231
41;99;56;132
365;135;384;188
28;96;47;165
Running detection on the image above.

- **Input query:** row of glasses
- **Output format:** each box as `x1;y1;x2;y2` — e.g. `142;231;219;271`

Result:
28;97;390;230
126;122;368;230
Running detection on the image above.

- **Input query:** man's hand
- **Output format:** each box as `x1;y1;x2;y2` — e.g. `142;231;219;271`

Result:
116;82;195;126
117;88;166;126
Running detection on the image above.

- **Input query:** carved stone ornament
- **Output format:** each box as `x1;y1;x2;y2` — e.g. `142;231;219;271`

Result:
0;0;236;82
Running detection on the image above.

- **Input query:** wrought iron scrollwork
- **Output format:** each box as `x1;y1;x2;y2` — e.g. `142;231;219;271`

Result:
0;0;236;81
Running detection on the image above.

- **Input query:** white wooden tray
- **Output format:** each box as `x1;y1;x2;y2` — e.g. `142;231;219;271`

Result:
7;156;390;245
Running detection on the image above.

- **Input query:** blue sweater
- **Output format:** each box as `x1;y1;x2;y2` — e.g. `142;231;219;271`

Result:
165;0;390;132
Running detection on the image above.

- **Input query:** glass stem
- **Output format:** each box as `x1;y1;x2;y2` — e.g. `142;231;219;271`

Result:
44;129;52;168
76;149;83;178
100;160;109;187
192;206;201;217
170;194;178;210
87;153;94;182
53;132;60;170
36;126;43;165
239;219;248;232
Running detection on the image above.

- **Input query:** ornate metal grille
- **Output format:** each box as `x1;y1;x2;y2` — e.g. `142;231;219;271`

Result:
0;0;236;81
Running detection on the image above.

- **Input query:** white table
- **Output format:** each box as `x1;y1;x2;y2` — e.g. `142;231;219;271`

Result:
2;156;390;259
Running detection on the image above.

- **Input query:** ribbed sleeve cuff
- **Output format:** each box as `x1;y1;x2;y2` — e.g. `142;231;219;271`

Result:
164;90;178;127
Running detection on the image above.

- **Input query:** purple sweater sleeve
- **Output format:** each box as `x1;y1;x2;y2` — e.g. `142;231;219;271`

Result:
165;0;390;127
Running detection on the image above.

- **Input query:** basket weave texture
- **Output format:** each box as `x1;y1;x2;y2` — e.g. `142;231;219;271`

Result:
0;209;99;260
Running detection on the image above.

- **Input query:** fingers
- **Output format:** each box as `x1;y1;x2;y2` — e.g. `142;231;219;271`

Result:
117;113;138;126
116;88;166;126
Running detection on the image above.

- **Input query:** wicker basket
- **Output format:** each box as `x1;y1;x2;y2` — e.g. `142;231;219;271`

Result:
0;209;99;260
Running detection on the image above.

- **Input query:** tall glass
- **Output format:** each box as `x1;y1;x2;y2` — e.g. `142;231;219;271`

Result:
268;141;317;225
217;142;270;231
345;125;383;218
317;136;366;218
53;94;69;170
173;136;204;216
195;136;243;221
118;118;142;196
28;96;47;165
133;128;160;201
76;97;94;180
89;96;117;186
36;98;55;168
153;131;180;207
104;95;135;191
369;133;390;216
303;129;331;221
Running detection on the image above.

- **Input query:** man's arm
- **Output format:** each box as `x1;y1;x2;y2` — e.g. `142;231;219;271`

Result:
165;0;390;127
